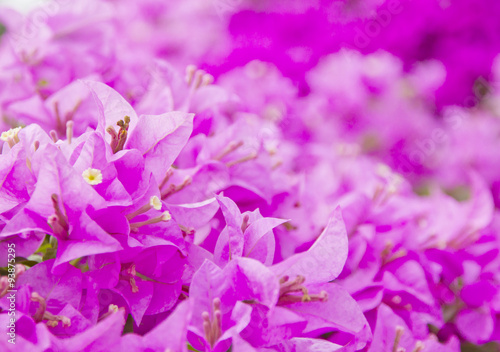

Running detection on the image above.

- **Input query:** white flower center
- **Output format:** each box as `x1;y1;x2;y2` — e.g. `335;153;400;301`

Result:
82;168;103;185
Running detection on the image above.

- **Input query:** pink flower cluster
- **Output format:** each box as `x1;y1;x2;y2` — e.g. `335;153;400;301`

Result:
1;1;500;351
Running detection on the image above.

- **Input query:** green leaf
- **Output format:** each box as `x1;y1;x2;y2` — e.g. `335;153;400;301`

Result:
461;342;500;352
444;185;471;202
122;314;134;335
34;235;58;260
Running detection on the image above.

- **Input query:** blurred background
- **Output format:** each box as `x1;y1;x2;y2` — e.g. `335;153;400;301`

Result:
1;0;500;350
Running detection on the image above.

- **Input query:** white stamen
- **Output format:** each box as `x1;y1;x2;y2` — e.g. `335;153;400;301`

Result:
1;127;22;146
185;65;197;85
50;130;58;143
66;121;74;144
376;163;392;177
412;341;424;352
149;196;162;210
129;211;172;231
202;74;214;86
392;295;402;304
393;326;405;352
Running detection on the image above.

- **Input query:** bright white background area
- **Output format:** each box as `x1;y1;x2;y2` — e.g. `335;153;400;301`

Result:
0;0;46;13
